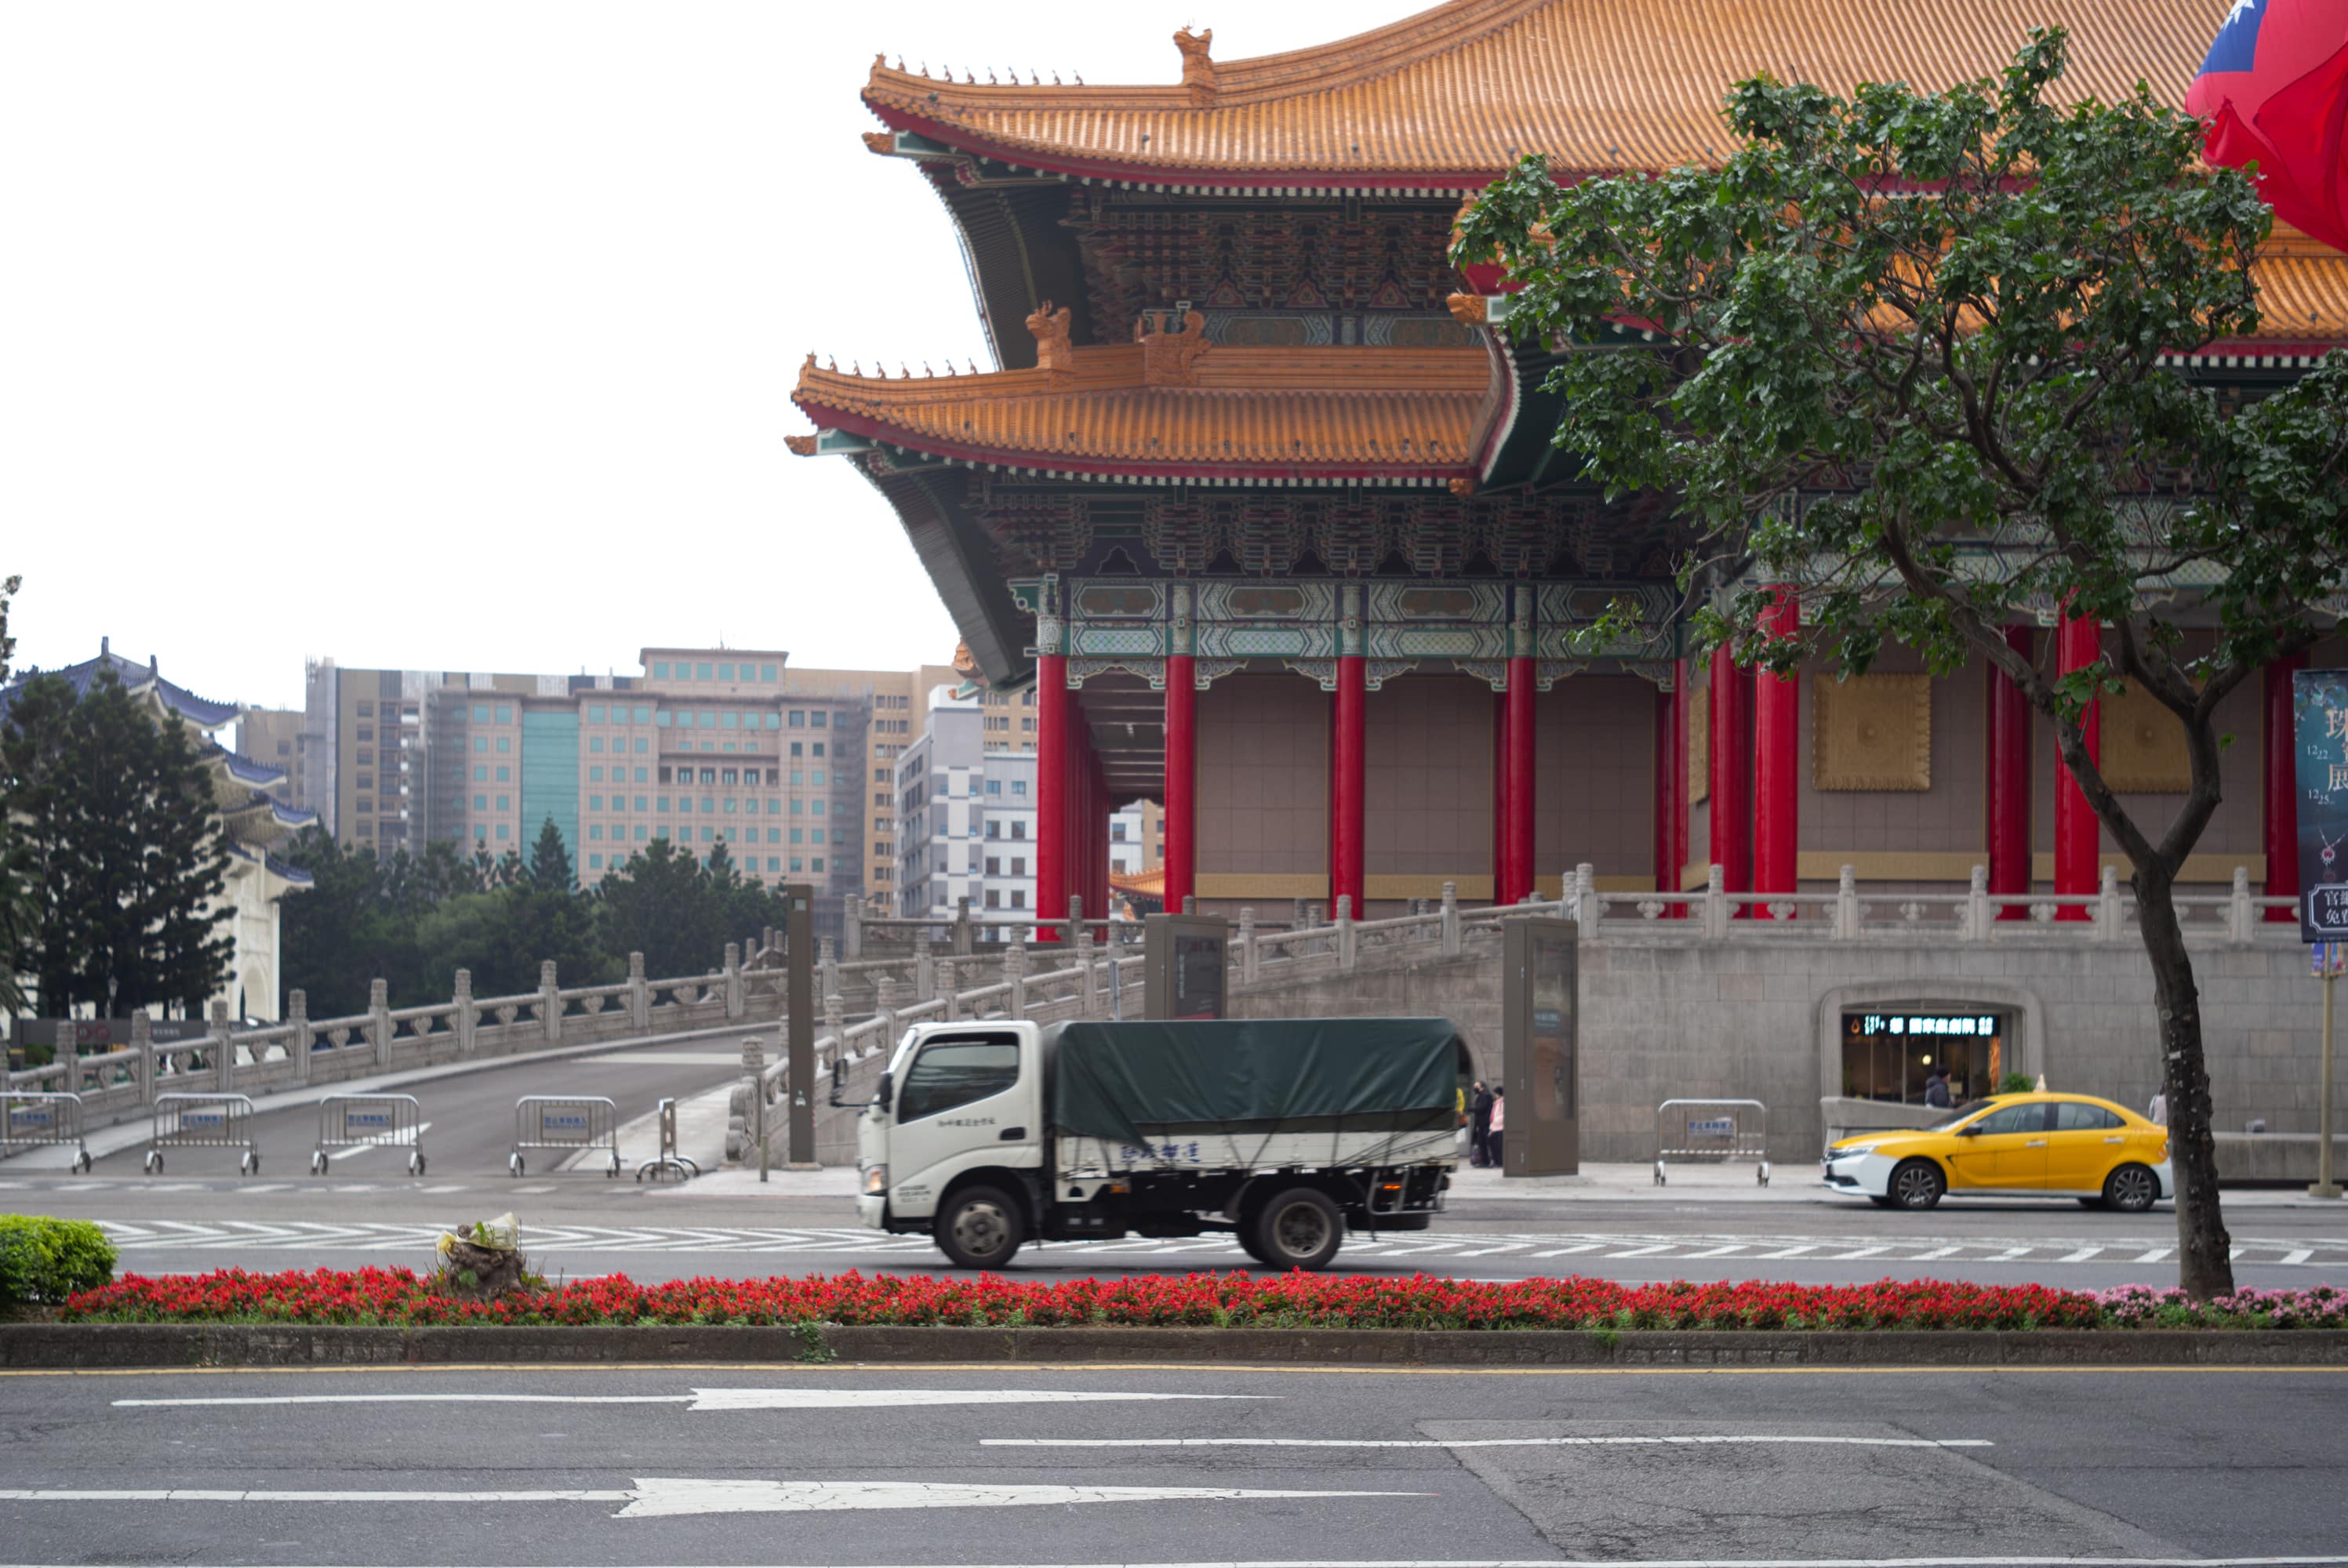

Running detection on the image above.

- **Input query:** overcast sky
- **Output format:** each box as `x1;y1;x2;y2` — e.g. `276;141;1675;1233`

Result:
0;0;1417;713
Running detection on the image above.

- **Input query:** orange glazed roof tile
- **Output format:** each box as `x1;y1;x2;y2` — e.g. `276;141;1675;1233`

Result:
791;343;1492;481
863;0;2229;182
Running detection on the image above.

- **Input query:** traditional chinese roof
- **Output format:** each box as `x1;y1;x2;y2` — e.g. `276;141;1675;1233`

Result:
0;639;242;731
791;340;1493;483
863;0;2226;187
2190;225;2348;360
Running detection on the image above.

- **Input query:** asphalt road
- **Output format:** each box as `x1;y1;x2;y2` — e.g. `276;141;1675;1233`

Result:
2;1360;2342;1565
7;1164;2346;1289
79;1036;752;1180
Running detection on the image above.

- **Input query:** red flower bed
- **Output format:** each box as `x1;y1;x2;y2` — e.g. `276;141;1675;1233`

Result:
59;1268;2115;1332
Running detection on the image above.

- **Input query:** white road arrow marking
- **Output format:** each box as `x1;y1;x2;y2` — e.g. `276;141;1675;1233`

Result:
113;1388;1271;1413
0;1477;1415;1517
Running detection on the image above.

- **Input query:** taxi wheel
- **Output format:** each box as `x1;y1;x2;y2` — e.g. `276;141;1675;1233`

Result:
2103;1163;2160;1214
1889;1158;1945;1210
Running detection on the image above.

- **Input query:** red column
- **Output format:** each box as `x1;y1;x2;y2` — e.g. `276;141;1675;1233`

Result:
1653;673;1686;913
2054;610;2103;918
1709;641;1751;898
1501;659;1536;905
1035;654;1068;940
1332;658;1367;916
1753;588;1800;911
2267;651;2310;920
1986;626;2034;920
1491;688;1507;903
1163;655;1196;916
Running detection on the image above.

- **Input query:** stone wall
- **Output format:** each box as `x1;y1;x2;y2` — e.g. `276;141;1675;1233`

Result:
1227;928;2334;1166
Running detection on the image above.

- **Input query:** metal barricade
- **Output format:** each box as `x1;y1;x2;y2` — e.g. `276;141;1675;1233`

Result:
149;1092;260;1177
634;1097;699;1183
311;1093;427;1177
1;1091;92;1173
1654;1098;1771;1187
511;1095;620;1178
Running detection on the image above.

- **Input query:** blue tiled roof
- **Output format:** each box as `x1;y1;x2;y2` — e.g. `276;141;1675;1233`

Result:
221;750;289;789
0;641;241;730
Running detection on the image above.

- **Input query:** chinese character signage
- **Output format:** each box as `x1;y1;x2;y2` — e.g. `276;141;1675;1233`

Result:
2295;669;2348;940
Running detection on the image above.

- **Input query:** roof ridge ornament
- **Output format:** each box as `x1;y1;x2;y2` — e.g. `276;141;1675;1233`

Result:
1027;299;1077;377
1174;26;1215;103
1136;308;1211;387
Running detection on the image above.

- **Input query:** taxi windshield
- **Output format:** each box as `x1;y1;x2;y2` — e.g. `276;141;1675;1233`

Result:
1924;1098;1999;1132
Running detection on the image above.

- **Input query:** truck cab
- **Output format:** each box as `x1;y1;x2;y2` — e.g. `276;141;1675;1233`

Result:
853;1017;1465;1272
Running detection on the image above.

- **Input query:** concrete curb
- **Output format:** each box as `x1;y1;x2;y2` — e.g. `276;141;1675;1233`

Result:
5;1322;2346;1370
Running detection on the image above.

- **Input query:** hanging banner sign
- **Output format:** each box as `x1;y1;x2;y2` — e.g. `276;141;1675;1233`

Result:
2295;669;2348;940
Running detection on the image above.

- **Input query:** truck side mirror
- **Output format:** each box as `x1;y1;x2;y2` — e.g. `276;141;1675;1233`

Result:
874;1071;892;1113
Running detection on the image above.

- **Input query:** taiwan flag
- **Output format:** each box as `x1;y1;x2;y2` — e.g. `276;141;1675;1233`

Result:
2186;0;2348;252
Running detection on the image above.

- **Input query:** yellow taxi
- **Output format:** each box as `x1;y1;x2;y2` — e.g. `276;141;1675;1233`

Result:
1821;1092;2172;1211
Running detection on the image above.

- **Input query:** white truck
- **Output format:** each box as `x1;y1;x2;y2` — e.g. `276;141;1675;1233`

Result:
850;1016;1469;1270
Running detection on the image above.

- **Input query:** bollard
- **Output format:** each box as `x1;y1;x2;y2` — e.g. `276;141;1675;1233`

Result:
289;989;313;1083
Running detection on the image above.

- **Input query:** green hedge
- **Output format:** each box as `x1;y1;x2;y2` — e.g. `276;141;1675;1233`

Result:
0;1215;118;1305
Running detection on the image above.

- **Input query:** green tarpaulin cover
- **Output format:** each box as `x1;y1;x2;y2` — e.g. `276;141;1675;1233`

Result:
1045;1018;1464;1147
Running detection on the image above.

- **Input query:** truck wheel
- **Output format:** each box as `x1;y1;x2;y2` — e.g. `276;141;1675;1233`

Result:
1251;1186;1343;1271
936;1185;1024;1269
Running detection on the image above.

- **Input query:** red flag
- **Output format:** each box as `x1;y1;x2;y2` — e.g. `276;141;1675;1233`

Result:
2186;0;2348;252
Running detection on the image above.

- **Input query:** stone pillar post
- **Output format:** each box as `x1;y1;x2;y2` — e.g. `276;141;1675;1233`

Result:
2095;864;2124;941
453;971;477;1055
953;895;973;956
1440;881;1461;956
209;1000;234;1091
816;937;838;1014
2230;866;2255;946
1005;942;1027;1017
914;945;935;1002
738;1035;766;1165
289;989;313;1082
1291;897;1308;931
823;991;845;1070
938;958;959;1022
1238;907;1260;983
628;952;649;1031
1702;865;1729;940
1987;625;2035;920
1063;894;1084;951
130;1010;155;1108
724;942;744;1020
1837;866;1864;940
844;906;863;959
1336;895;1357;971
369;979;393;1069
2055;610;2103;918
874;976;897;1053
1963;866;1989;941
1076;924;1097;1013
1574;864;1597;933
539;961;561;1043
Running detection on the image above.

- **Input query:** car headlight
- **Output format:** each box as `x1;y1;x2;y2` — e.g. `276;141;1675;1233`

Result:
863;1164;888;1196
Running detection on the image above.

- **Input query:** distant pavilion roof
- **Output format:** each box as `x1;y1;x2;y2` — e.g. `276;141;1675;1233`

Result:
791;343;1493;483
862;0;2226;187
0;638;241;731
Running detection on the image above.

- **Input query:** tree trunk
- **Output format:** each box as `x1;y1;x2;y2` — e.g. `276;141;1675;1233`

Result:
2133;868;2235;1298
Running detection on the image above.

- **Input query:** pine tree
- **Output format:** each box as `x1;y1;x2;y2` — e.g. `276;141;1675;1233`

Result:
594;837;726;978
0;668;230;1015
526;818;574;892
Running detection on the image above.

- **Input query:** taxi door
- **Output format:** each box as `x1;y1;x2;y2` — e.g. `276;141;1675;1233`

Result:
1946;1101;2049;1190
2045;1100;2128;1192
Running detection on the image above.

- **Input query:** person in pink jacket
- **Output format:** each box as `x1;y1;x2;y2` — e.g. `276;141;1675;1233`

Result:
1487;1087;1506;1168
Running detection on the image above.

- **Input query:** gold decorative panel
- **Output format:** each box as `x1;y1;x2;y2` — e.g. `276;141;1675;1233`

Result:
1687;686;1710;804
2100;682;2190;793
1812;673;1932;791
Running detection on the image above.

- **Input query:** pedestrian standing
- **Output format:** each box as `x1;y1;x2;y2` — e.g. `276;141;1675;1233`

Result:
1469;1080;1495;1167
1923;1068;1953;1109
2147;1087;2168;1126
1488;1087;1506;1169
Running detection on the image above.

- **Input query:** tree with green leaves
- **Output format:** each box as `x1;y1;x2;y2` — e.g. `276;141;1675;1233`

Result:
0;668;233;1017
1456;28;2348;1298
595;837;743;979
